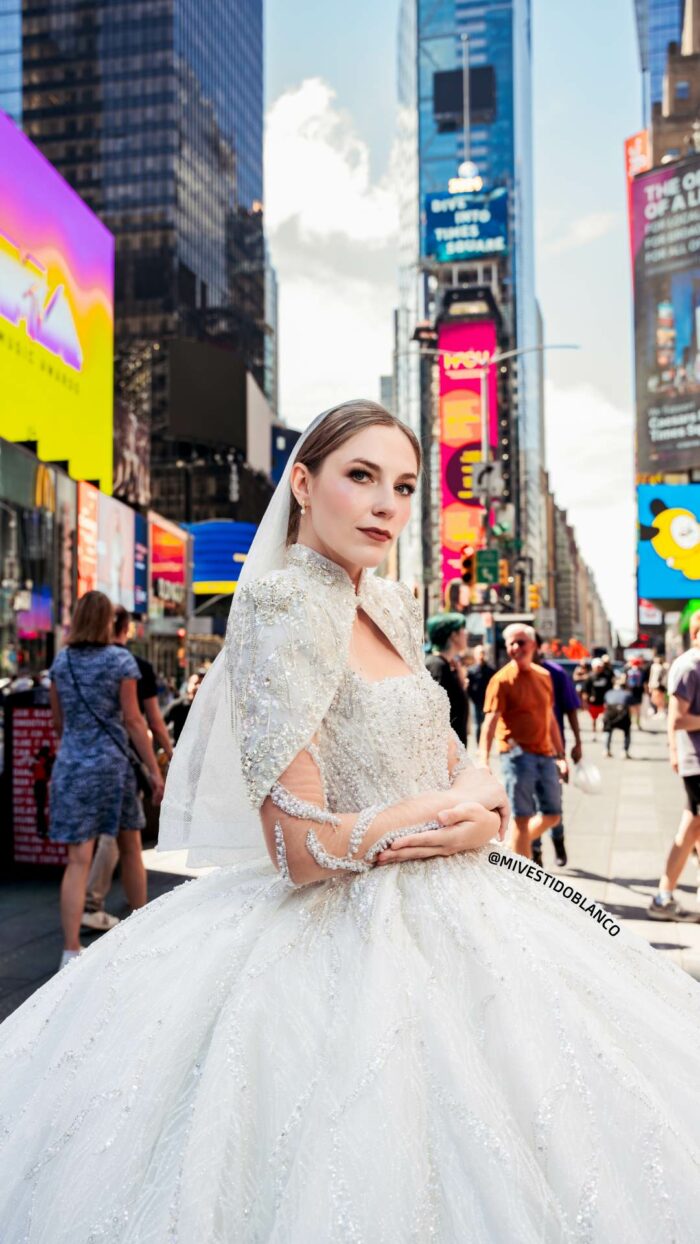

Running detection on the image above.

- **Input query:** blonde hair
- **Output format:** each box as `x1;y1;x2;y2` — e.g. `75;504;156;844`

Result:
286;400;421;544
67;591;113;646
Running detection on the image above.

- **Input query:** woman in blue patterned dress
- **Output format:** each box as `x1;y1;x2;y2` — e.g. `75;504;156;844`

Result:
48;592;164;969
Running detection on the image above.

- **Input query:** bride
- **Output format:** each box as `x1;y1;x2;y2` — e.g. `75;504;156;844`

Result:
1;400;699;1243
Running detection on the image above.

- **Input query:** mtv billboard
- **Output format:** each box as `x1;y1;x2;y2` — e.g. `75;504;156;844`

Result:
0;112;115;491
438;318;499;594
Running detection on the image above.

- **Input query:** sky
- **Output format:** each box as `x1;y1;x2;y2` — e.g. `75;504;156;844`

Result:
264;0;642;638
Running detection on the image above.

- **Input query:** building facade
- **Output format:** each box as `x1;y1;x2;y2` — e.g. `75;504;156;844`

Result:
396;0;544;605
4;0;276;516
635;0;685;125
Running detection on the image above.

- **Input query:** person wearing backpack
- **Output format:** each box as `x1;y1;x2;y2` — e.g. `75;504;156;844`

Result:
603;676;633;758
625;658;646;730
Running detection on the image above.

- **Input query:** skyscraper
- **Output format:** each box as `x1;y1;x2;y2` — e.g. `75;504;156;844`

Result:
396;0;543;607
4;0;276;518
634;0;685;124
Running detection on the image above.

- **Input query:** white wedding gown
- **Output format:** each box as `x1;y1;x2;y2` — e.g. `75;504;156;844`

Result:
1;652;700;1242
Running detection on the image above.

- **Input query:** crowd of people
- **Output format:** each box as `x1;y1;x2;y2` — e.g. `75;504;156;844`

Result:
424;614;699;922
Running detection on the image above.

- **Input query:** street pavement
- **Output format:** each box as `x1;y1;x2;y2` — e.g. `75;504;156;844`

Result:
1;706;699;1022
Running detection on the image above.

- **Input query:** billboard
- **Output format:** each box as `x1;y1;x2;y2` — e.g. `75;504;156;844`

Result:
0;113;114;492
149;513;188;618
134;512;148;613
631;155;700;471
424;187;507;263
10;705;65;866
624;131;650;268
77;482;99;598
188;520;257;594
96;492;135;611
438;318;499;593
638;483;700;599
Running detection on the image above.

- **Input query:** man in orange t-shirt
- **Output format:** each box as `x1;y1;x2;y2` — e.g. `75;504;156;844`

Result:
480;624;567;858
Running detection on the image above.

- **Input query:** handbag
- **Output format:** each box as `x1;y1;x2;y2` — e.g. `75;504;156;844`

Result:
66;649;152;795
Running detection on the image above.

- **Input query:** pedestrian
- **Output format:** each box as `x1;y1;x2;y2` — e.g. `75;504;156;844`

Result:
480;623;567;859
163;669;206;744
32;744;54;838
465;643;495;744
81;605;174;933
582;657;613;736
648;609;700;922
531;633;582;868
602;674;633;759
625;656;646;730
48;591;164;969
425;613;470;745
573;659;590;699
648;653;669;715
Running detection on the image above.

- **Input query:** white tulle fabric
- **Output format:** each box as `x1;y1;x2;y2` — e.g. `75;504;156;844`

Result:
1;663;700;1242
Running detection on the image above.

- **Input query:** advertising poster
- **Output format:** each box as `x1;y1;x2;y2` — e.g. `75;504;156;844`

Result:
438;319;499;594
624;131;650;269
113;397;150;507
149;513;187;618
11;706;65;866
77;481;98;598
424;187;507;263
0;113;114;492
96;492;135;611
631;155;700;471
134;512;148;613
638;483;700;599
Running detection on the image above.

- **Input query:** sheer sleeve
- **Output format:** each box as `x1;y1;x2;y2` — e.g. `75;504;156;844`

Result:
259;738;458;888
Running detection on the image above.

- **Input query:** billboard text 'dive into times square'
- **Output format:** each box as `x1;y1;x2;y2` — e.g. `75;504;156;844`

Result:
0;113;114;492
438;319;498;596
631;154;700;473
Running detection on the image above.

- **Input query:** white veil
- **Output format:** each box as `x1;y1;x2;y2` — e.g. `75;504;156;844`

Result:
157;405;341;868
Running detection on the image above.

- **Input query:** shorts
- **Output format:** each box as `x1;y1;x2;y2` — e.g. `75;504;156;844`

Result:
682;774;700;815
587;705;605;721
500;746;562;819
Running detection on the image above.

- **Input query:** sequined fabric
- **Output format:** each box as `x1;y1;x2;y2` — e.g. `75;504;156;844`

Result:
1;547;700;1242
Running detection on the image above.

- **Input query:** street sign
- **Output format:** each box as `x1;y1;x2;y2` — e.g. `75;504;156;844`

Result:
472;461;504;498
476;549;499;584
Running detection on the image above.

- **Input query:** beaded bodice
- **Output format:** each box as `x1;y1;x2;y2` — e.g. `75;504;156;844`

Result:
318;669;453;812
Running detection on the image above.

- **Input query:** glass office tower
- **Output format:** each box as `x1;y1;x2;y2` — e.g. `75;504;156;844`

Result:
0;0;21;122
635;0;684;124
397;0;543;596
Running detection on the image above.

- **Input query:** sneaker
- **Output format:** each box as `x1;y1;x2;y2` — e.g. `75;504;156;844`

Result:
647;896;700;922
59;947;84;970
605;749;612;758
531;846;543;868
81;910;120;932
553;838;568;867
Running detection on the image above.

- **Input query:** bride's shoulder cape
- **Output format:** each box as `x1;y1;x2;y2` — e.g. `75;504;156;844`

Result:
158;546;424;865
228;549;425;808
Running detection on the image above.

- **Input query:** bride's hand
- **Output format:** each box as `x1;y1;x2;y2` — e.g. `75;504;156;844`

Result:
374;802;501;865
450;769;510;841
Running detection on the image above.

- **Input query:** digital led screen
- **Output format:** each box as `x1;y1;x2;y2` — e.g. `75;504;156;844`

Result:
638;483;700;600
0;112;115;491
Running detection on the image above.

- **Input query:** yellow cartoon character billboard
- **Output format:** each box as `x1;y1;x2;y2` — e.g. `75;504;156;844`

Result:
638;486;700;597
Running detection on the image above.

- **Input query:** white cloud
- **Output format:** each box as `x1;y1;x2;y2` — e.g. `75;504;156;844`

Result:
265;79;398;245
264;79;399;430
545;380;636;637
541;211;621;256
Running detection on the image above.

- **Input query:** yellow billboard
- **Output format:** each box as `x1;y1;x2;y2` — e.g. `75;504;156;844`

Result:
0;114;114;492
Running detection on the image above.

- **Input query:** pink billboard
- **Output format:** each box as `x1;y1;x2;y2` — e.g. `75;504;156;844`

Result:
438;319;498;594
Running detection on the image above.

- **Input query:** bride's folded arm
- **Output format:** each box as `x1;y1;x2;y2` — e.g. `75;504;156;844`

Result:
260;737;505;886
446;729;510;841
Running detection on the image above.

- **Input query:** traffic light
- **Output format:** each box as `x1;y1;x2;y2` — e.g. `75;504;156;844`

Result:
498;558;509;586
460;545;477;585
527;584;541;612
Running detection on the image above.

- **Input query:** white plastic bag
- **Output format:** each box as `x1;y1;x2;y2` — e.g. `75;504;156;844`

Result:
573;760;602;795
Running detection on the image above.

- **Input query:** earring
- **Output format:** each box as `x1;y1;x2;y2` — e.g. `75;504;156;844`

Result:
300;502;307;516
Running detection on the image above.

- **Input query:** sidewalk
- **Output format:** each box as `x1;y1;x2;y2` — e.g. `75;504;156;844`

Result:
516;711;700;980
2;710;699;1021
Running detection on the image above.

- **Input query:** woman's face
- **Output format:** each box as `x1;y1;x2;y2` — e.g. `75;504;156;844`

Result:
292;424;419;574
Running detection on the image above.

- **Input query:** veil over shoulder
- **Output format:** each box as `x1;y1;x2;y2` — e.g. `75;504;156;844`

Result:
158;405;363;867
